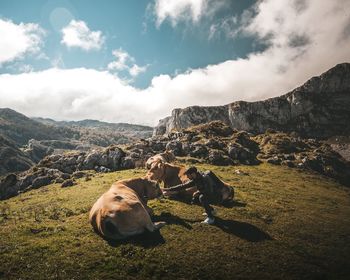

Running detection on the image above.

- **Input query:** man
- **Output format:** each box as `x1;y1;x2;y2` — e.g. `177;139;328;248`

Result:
163;166;233;225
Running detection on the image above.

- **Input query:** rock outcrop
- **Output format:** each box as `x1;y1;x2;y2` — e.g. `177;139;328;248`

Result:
154;63;350;138
2;120;350;200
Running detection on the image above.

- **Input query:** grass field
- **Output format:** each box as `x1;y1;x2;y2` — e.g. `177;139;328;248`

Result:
1;162;350;279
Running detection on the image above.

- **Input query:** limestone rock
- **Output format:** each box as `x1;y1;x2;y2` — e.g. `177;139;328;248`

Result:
154;63;350;138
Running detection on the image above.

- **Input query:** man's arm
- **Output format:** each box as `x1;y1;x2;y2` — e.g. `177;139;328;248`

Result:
162;180;195;191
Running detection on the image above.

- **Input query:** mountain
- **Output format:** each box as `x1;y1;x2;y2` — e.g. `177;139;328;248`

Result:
34;118;153;139
0;108;76;146
0;108;153;176
154;63;350;138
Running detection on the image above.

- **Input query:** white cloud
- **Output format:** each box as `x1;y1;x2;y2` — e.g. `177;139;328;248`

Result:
0;18;45;65
0;68;165;125
108;49;133;71
0;0;349;126
153;0;226;27
108;48;147;77
129;64;148;77
61;20;104;51
154;0;207;26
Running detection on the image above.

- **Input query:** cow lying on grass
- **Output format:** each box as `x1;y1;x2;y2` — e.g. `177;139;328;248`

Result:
89;178;165;240
145;151;176;169
146;161;196;200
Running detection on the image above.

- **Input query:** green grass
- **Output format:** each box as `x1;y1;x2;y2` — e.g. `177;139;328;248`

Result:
1;163;350;280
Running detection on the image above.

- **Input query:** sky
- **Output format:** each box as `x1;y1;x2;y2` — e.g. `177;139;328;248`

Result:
0;0;349;126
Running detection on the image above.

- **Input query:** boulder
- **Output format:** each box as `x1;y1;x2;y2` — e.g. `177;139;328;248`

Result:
31;176;52;189
95;166;111;173
166;140;183;156
204;138;225;150
266;156;282;165
189;144;208;158
83;151;101;170
61;179;75;188
208;150;232;166
106;146;125;170
121;157;135;169
228;143;259;165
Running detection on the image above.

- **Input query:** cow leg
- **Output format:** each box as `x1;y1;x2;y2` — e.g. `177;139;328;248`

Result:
140;199;154;216
145;205;154;216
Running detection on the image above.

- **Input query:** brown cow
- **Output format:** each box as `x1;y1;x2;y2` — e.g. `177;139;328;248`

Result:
146;161;196;199
89;177;165;240
145;150;176;169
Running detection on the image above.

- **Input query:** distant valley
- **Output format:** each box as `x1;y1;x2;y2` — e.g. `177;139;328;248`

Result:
0;108;152;175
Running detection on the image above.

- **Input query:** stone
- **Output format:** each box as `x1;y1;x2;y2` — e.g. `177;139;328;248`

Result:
281;160;295;168
189;144;208;158
72;171;87;179
95;166;111;173
121;157;135;169
83;151;101;170
61;179;75;188
267;156;282;165
205;138;225;150
208;150;232;166
31;176;52;189
228;143;258;164
165;140;183;156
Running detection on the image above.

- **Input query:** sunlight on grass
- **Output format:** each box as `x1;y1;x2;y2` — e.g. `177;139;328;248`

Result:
1;163;350;279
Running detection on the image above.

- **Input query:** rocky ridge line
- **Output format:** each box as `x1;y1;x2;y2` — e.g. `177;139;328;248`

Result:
154;63;350;138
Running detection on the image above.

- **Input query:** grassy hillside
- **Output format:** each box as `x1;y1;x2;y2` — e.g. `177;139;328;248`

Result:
0;163;349;279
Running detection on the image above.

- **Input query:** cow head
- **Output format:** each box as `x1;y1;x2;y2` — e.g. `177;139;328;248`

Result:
144;179;163;199
146;160;165;182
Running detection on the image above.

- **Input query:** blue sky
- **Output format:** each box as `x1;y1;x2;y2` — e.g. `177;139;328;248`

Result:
0;0;349;125
0;0;257;88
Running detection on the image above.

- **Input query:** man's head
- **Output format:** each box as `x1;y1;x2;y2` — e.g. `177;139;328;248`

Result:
184;166;198;180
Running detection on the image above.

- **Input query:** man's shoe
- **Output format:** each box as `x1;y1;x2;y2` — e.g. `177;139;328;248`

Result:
201;217;215;225
202;209;217;216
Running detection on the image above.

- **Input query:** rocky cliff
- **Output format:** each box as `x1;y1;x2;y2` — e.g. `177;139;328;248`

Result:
154;63;350;138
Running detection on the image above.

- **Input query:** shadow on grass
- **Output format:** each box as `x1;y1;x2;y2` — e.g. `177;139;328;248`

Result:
106;229;166;248
177;196;247;209
153;212;192;230
214;217;272;242
105;212;192;248
221;200;247;208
